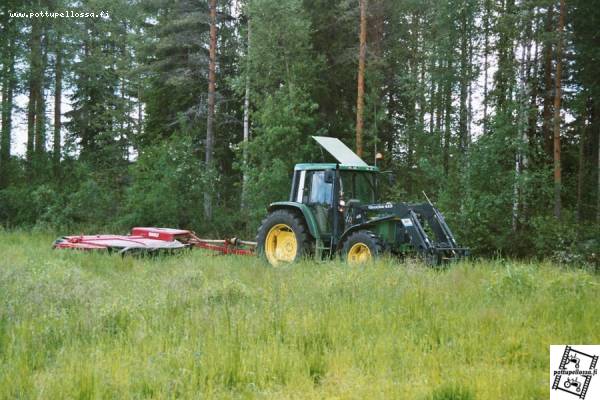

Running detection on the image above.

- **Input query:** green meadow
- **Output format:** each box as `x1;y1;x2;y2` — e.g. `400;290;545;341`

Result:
0;231;598;399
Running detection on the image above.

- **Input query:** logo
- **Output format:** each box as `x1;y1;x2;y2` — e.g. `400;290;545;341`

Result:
367;202;393;210
551;345;599;399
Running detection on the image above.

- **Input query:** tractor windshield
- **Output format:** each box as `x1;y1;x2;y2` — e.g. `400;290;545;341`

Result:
340;171;377;204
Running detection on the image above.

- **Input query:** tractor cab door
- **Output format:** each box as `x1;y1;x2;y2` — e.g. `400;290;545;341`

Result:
305;170;335;237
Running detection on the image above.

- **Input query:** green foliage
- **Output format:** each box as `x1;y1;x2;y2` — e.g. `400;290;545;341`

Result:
66;0;138;166
449;124;518;255
236;0;325;229
140;0;210;144
530;213;600;266
242;87;321;225
246;0;321;95
122;134;205;232
0;234;598;398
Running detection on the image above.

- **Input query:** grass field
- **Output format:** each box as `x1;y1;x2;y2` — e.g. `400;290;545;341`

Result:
0;231;598;399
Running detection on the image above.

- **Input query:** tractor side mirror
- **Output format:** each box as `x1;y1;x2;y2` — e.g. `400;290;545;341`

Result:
388;173;396;185
381;171;397;185
324;170;335;184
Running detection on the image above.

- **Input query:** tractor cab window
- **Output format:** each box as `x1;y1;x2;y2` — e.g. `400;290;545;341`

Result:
308;171;333;205
340;171;376;204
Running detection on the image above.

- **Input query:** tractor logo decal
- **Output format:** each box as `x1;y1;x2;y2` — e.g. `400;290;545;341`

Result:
367;202;393;210
551;345;599;399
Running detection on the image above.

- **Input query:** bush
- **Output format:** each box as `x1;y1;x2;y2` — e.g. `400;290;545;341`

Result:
121;135;206;232
530;213;599;267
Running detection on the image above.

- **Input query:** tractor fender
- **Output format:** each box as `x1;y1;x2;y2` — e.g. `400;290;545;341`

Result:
267;202;321;241
336;216;396;251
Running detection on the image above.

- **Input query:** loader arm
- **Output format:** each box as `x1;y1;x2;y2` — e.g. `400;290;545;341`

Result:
400;205;469;263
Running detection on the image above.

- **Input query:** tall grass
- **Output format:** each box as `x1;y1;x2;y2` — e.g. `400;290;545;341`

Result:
0;231;598;399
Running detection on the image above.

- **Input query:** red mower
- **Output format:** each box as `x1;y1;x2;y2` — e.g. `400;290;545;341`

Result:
53;227;257;256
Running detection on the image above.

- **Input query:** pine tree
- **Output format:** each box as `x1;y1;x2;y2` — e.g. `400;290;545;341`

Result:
552;0;565;219
204;0;218;221
0;7;17;188
356;0;367;157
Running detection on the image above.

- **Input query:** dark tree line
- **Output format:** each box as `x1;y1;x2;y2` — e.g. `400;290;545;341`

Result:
0;0;598;262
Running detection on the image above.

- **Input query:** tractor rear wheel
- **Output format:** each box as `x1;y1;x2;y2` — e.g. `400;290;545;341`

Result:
341;230;384;264
256;209;311;266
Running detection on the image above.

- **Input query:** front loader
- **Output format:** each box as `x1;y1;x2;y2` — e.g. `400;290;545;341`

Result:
256;136;469;266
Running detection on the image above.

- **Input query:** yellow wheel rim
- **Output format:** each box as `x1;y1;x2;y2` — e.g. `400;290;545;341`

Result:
264;224;297;266
347;242;372;264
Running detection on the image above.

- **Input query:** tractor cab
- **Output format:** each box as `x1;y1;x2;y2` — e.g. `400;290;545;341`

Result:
290;163;379;238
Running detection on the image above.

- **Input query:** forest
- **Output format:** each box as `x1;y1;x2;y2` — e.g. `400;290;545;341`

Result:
0;0;598;262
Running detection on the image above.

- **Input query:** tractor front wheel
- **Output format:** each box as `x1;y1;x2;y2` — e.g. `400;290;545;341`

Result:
341;230;384;264
256;209;311;266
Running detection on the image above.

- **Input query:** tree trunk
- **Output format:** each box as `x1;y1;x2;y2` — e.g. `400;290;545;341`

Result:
418;23;426;135
552;0;565;219
515;6;536;230
35;29;48;159
464;12;474;212
53;45;62;176
467;23;473;147
482;0;491;134
595;100;600;224
528;35;539;151
496;0;515;112
435;59;443;138
406;63;415;195
241;18;251;211
443;59;453;177
204;0;217;221
542;5;554;160
428;56;436;136
0;34;15;188
355;0;367;157
138;84;142;139
458;9;468;156
513;16;532;232
386;87;396;156
576;96;589;222
27;18;42;169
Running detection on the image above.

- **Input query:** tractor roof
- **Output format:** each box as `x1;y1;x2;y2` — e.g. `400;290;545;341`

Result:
297;136;378;171
312;136;369;167
294;163;379;172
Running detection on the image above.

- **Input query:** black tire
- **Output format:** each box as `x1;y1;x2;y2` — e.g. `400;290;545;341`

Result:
341;230;384;263
256;209;311;266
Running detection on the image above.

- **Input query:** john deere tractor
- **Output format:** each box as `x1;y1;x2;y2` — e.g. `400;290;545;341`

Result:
256;136;468;266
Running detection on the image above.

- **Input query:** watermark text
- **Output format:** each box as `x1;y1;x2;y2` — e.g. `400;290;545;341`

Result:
9;10;109;19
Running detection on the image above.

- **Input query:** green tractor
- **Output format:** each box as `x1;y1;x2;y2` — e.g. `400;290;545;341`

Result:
256;136;468;266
